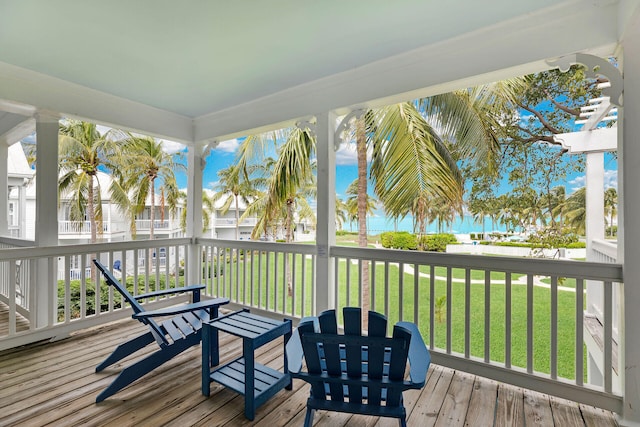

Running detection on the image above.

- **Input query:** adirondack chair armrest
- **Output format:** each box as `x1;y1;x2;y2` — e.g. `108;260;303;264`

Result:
396;321;431;387
133;284;207;301
132;297;230;319
286;316;319;373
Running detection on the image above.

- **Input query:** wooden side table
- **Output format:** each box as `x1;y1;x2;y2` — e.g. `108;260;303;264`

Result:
202;309;292;420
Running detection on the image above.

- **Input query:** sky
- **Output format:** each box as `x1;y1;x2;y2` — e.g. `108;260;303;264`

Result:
168;136;618;200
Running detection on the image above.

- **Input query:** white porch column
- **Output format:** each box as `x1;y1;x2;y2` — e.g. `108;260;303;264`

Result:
35;114;59;328
314;112;337;314
620;15;640;425
0;143;8;236
186;144;205;285
18;185;26;239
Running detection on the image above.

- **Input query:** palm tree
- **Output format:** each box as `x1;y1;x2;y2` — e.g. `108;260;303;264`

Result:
604;187;618;237
120;135;185;240
565;188;586;235
212;165;258;240
58;120;122;244
548;186;567;228
335;196;348;231
179;191;214;234
344;81;522;318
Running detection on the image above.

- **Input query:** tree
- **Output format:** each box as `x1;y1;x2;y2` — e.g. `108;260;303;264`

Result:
604;187;618;237
120;135;184;240
334;196;348;231
212;165;257;240
565;188;586;235
344;179;376;233
58;120;122;244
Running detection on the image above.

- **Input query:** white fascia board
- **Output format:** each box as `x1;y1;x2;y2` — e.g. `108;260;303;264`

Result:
194;2;620;142
0;61;194;145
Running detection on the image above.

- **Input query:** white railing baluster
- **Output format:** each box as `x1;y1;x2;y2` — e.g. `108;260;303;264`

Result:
384;261;390;318
446;267;452;354
274;250;279;313
576;278;584;386
358;259;363;309
604;280;613;393
413;262;419;324
485;269;491;363
430;264;435;350
465;267;471;358
399;262;404;322
9;261;16;335
301;253;306;317
527;273;534;373
346;257;351;307
370;260;376;313
551;275;558;380
505;272;512;369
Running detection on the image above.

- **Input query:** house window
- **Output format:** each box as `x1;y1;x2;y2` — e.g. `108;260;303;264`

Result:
8;202;17;226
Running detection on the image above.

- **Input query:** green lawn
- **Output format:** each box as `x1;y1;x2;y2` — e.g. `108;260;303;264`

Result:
204;250;587;381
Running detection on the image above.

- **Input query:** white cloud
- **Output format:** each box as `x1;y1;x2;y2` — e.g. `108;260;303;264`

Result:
160;139;186;154
604;169;618;190
335;141;373;165
214;139;240;153
336;142;357;165
568;175;585;192
568;168;618;193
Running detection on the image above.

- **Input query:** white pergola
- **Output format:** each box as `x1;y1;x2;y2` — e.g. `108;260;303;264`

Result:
1;1;640;424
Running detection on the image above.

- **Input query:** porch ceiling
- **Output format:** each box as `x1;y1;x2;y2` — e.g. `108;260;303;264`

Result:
0;1;638;144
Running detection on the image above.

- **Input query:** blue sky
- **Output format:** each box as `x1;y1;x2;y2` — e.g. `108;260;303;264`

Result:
168;136;618;201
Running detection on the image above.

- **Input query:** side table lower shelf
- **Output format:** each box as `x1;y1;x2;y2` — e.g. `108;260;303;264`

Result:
202;309;292;420
209;357;291;408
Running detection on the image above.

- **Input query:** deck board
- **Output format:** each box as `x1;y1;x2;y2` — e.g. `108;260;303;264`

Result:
0;317;619;426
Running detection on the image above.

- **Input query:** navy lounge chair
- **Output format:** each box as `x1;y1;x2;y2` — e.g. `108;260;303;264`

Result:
286;307;430;427
93;259;229;402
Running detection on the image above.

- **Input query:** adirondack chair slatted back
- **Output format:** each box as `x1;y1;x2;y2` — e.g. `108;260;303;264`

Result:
298;308;411;409
93;259;168;346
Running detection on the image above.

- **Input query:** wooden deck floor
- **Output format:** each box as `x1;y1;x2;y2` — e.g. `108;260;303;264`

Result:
0;317;619;427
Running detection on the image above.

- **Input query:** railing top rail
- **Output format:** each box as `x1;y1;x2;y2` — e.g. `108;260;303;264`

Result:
0;237;192;261
330;245;623;282
0;237;36;248
197;237;317;255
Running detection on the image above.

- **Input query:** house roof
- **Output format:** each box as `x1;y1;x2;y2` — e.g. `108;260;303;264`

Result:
1;1;638;145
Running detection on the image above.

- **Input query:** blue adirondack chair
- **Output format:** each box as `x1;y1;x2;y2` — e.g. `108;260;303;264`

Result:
286;307;430;427
93;259;229;402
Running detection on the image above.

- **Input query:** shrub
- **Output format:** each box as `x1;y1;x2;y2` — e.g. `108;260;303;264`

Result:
419;233;457;252
380;231;417;250
57;274;184;321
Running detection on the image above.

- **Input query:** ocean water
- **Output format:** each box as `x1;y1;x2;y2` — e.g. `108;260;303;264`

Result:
343;215;507;235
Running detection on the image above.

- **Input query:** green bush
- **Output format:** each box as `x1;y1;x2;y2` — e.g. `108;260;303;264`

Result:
419;233;458;252
380;231;417;250
565;241;586;249
57;274;183;321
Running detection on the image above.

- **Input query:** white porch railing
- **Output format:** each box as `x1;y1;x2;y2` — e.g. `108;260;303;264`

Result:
58;220;128;234
135;219;178;231
213;218;258;227
591;238;618;263
0;238;193;350
0;237;624;414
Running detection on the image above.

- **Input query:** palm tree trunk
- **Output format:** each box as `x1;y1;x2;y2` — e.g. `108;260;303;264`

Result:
356;118;370;326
